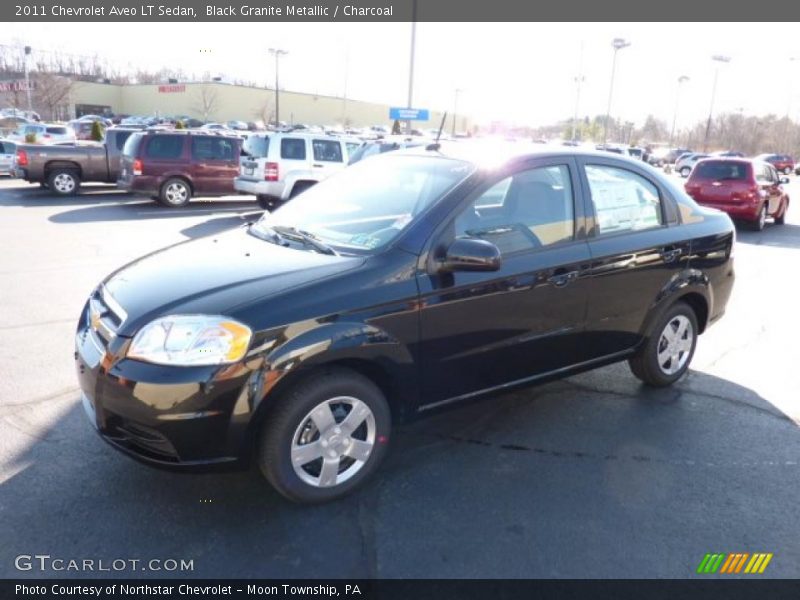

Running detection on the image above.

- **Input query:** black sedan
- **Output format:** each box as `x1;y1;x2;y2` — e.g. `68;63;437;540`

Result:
75;143;735;503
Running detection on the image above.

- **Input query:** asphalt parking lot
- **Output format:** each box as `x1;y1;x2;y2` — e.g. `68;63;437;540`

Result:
1;175;800;579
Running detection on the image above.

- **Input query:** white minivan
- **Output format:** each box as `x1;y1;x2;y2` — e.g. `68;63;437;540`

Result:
235;132;361;209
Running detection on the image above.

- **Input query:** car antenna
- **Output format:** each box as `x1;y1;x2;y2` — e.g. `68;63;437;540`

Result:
426;112;447;151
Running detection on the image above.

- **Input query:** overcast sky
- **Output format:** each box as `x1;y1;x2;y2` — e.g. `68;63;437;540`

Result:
3;22;800;127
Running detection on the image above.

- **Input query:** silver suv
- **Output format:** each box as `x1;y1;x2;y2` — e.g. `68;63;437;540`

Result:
235;132;360;209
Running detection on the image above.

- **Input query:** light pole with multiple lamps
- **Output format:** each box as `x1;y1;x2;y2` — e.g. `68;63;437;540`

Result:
703;54;731;151
669;75;690;146
602;37;631;146
268;47;288;126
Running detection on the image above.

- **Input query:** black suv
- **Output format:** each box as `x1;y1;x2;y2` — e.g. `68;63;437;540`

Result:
76;144;735;503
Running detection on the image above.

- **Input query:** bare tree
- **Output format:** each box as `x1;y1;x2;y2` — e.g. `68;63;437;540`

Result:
193;85;218;122
32;73;72;120
254;99;273;127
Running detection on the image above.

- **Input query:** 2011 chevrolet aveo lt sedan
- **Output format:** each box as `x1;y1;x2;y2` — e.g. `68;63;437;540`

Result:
75;143;735;503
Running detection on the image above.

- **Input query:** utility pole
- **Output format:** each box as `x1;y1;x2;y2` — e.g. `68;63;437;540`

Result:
703;55;731;152
571;42;585;142
669;75;689;146
269;48;288;126
451;88;462;136
24;46;32;112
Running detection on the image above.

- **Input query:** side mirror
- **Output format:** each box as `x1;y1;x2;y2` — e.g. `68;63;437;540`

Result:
779;176;790;185
441;238;502;272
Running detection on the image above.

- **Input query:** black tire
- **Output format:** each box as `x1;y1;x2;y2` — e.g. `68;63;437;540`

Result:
680;166;691;178
47;169;80;196
629;301;699;387
158;177;192;207
39;182;49;189
257;368;392;504
784;167;792;175
774;201;787;225
748;203;767;231
289;181;315;199
256;194;280;210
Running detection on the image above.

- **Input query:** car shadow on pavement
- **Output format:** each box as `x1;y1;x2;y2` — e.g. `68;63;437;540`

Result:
47;200;262;226
735;222;800;250
2;363;799;578
0;185;136;208
179;213;264;239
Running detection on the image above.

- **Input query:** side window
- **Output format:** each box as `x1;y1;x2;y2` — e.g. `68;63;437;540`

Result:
585;165;663;235
454;165;575;254
145;136;183;159
312;139;344;162
280;138;306;160
192;137;236;161
345;142;360;156
768;166;778;182
755;165;771;183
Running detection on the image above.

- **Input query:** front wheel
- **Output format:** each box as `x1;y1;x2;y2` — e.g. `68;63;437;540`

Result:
257;368;392;503
680;166;691;178
784;166;792;175
774;201;787;225
629;301;698;387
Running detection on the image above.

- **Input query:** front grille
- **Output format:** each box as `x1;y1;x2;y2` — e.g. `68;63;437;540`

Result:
87;286;126;348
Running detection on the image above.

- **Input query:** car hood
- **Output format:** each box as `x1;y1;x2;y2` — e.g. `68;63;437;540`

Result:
102;226;365;337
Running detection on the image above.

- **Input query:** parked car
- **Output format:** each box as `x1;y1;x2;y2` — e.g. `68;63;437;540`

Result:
0;139;16;176
74;114;113;127
348;137;426;164
685;158;789;231
14;128;137;195
69;120;105;141
117;130;242;207
675;153;709;177
8;123;76;145
76;144;735;503
648;147;691;167
755;153;794;175
235;132;354;209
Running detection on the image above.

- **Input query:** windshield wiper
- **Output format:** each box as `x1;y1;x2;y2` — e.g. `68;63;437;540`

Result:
272;225;338;256
247;223;287;246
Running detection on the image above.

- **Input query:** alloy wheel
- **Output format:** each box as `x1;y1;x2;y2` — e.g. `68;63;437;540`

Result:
290;396;376;488
656;315;694;375
53;173;75;193
165;182;188;204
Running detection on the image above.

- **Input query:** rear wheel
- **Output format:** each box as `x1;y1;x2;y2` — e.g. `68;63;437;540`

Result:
629;301;698;387
784;166;792;175
257;368;391;504
680;166;691;178
748;203;767;231
256;194;281;210
289;181;315;199
47;169;80;196
158;178;191;207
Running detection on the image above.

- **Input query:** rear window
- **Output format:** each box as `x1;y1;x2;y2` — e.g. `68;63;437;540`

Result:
113;131;133;151
280;138;306;160
122;132;144;157
145;135;184;159
693;161;749;181
243;134;269;158
46;127;68;135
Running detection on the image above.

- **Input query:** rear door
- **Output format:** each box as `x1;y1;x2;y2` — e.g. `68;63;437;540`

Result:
418;158;592;405
311;138;345;180
762;164;784;215
579;158;690;359
191;136;240;194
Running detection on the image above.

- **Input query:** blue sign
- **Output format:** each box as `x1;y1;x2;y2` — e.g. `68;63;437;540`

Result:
389;107;430;121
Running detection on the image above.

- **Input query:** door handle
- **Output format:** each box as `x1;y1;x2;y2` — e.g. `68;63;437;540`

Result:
547;269;579;287
313;163;324;168
660;247;682;263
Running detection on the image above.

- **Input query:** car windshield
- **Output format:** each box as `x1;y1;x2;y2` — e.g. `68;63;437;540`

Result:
251;154;474;253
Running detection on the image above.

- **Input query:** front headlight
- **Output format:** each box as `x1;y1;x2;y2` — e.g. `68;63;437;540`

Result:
127;315;252;366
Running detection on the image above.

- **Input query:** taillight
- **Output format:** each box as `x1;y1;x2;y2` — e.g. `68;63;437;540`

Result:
744;184;759;201
16;149;28;167
265;162;279;182
132;159;143;176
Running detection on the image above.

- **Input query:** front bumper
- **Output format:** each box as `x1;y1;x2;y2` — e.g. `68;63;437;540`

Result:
75;299;259;469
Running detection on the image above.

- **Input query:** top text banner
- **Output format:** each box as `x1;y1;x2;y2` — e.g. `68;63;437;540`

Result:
2;0;799;21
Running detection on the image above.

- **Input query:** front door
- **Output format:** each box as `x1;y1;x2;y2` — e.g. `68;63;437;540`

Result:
417;159;592;407
190;136;240;195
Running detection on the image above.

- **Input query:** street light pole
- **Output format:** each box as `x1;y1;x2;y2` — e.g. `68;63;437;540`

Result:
451;88;462;136
669;75;689;146
23;45;32;112
703;55;731;152
406;0;417;133
571;42;585;142
269;48;288;126
603;38;631;147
